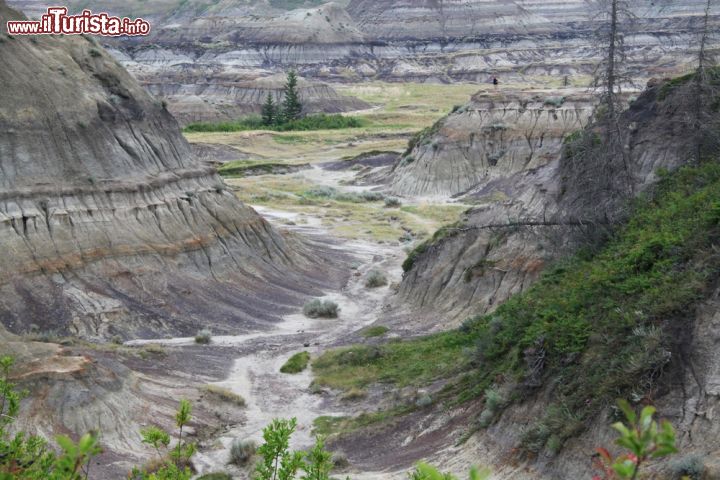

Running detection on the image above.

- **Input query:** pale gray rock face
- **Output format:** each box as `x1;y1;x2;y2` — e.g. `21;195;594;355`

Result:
389;91;595;197
0;1;344;340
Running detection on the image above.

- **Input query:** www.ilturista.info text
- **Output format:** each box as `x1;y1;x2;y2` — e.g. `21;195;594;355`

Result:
6;7;150;36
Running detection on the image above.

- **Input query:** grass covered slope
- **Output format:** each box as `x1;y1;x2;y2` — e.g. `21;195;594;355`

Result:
184;114;365;133
313;161;720;447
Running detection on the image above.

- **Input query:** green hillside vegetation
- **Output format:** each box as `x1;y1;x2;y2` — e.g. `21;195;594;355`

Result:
314;160;720;451
281;351;311;374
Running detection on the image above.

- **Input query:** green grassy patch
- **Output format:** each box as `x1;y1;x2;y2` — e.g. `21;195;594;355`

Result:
312;331;475;391
361;326;389;338
312;407;412;437
184;114;366;133
218;160;283;177
302;186;385;203
280;351;311;374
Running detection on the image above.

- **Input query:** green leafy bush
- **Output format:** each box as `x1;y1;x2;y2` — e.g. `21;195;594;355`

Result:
593;400;678;479
410;462;490;480
256;419;304;480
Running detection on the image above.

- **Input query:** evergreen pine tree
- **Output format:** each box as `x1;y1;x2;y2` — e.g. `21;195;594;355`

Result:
261;92;276;126
282;70;303;122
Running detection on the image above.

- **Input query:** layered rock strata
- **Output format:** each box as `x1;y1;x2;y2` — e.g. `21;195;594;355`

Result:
394;79;707;327
0;1;344;341
389;90;595;197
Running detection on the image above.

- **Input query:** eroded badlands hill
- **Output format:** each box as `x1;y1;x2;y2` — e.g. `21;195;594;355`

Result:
9;0;717;122
0;1;343;341
392;77;712;328
389;90;595;197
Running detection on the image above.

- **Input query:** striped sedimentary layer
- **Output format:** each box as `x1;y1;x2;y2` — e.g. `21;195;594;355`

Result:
0;1;344;340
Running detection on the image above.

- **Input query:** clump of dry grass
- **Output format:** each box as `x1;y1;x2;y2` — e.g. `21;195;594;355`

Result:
202;385;246;407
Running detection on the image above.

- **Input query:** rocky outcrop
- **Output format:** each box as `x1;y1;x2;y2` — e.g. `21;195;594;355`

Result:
0;1;345;341
394;78;711;328
389;90;595;197
387;89;595;324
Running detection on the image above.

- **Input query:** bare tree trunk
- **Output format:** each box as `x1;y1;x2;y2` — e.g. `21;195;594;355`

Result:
692;0;714;163
606;0;619;123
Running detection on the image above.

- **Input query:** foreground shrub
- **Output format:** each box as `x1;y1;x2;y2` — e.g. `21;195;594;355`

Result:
256;418;334;480
410;462;489;480
195;329;212;344
280;351;311;374
303;299;339;318
593;400;677;479
365;270;388;288
229;439;256;466
131;399;196;479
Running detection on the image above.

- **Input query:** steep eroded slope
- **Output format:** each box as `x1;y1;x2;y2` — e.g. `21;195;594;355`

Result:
0;1;345;340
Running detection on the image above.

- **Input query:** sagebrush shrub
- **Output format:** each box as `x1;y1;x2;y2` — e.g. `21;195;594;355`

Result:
229;439;256;466
384;197;402;208
670;454;705;480
365;270;388;288
195;329;212;344
303;299;339;318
